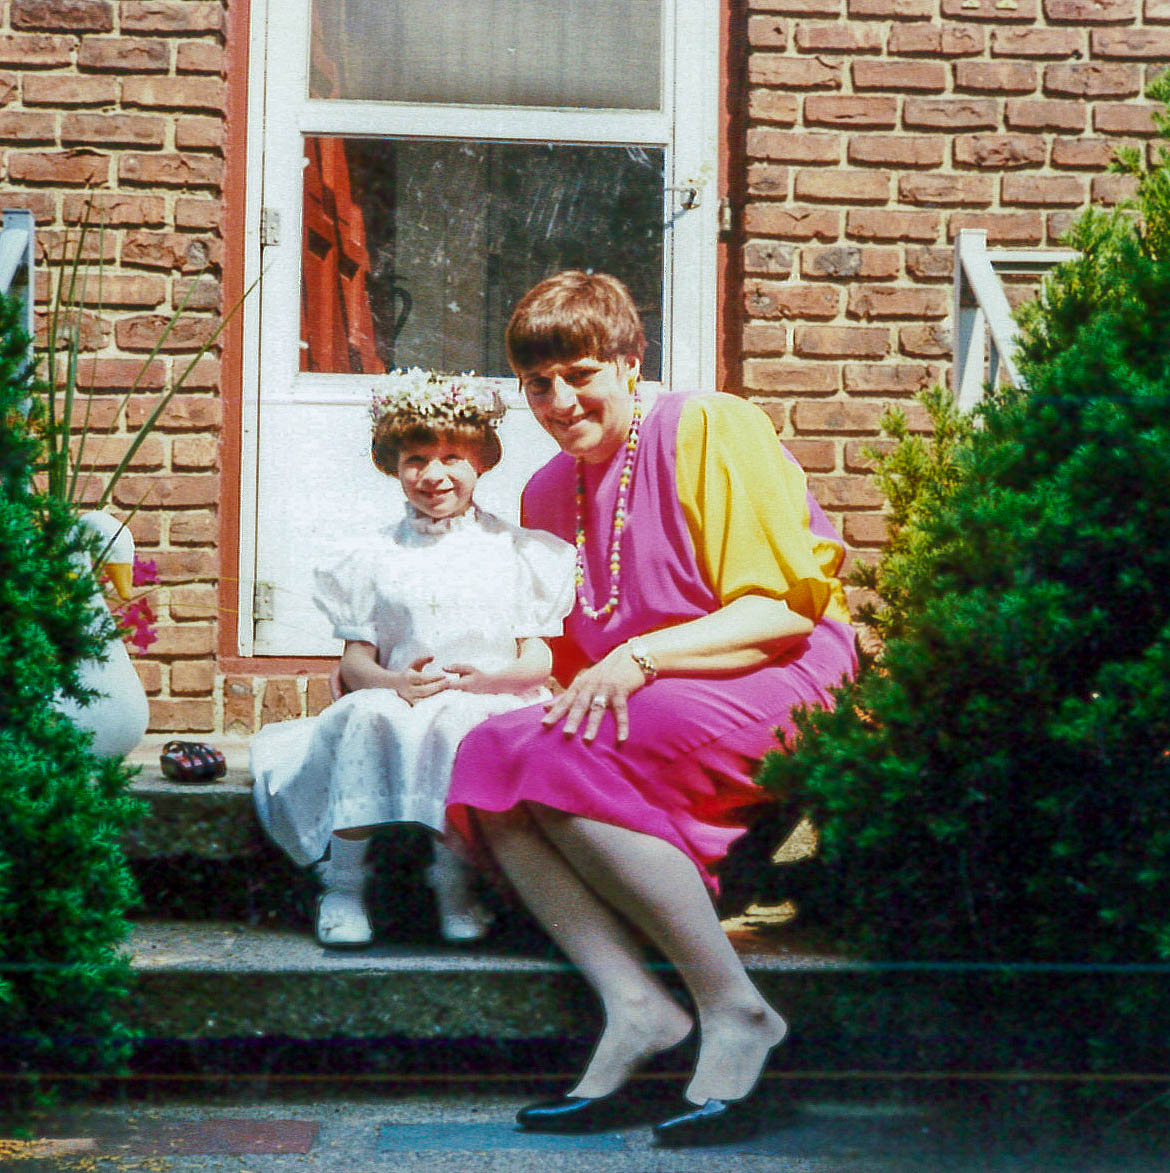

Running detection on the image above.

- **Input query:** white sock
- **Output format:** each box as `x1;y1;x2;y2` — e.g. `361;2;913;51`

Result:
326;834;370;893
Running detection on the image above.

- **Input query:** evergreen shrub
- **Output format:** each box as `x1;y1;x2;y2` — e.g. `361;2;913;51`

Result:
759;88;1170;965
0;290;142;1096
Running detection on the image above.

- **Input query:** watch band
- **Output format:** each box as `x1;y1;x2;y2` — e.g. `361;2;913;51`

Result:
626;637;659;683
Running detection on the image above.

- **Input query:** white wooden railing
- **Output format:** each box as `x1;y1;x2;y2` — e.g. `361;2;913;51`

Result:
952;228;1077;412
0;209;35;343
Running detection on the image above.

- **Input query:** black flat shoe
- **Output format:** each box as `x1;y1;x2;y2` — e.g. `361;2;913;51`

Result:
516;1085;664;1134
652;1095;763;1147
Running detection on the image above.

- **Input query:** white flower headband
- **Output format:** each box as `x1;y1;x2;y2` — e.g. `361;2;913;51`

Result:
369;367;504;431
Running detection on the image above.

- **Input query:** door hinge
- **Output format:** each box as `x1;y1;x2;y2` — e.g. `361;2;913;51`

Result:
253;581;275;621
260;207;280;247
718;197;733;234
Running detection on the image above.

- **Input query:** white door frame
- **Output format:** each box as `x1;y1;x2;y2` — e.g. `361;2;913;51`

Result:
237;0;719;656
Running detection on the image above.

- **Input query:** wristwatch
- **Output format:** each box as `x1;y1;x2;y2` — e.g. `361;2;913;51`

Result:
626;637;659;683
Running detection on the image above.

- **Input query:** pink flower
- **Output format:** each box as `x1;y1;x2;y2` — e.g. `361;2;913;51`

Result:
133;556;159;586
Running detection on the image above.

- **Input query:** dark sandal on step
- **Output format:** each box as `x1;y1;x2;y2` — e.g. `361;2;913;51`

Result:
159;740;227;783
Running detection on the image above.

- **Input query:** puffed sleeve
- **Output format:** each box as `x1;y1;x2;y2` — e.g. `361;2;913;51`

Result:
511;527;576;639
675;394;851;625
312;547;378;645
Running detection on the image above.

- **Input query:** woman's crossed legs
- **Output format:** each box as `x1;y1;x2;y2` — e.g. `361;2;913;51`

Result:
479;805;786;1105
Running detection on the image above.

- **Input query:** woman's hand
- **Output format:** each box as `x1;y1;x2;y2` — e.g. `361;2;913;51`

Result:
542;644;647;744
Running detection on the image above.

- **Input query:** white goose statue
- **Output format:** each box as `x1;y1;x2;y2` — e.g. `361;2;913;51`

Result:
55;510;151;758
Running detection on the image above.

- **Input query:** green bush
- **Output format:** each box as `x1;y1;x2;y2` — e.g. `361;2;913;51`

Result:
0;290;142;1097
759;103;1170;965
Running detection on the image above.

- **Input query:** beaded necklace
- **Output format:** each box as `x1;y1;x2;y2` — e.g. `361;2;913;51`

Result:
574;390;642;620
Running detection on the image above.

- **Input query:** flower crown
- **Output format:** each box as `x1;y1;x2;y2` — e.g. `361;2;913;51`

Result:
369;367;503;431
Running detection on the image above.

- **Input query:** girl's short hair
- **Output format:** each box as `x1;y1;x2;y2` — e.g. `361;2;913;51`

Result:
371;417;502;477
506;270;647;373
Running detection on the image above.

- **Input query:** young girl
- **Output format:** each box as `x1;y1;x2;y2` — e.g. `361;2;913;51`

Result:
250;371;574;947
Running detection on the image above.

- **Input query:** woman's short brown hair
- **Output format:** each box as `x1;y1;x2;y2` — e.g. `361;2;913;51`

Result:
371;417;502;477
505;271;646;374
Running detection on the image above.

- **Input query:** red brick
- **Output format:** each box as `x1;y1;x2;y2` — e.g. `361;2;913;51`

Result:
1044;0;1136;18
1092;28;1170;57
848;0;934;15
116;314;219;353
12;0;112;32
795;23;882;51
0;32;75;67
847;285;948;320
169;510;217;544
148;548;218;581
0;110;56;143
1002;174;1086;206
171;433;218;469
167;584;216;623
748;128;841;163
903;97;998;130
899;173;994;206
806;95;898;128
745;203;841;239
748;15;788;47
24;74;116;105
1149;0;1170;20
794;168;890;203
848;134;944;167
174;116;224;152
113;472;220;509
126;394;221;430
785;439;837;470
941;0;1038;16
1093;102;1159;134
73;273;167;308
133;659;163;694
853;60;947;91
78;35;169;71
750;54;841;88
121;2;224;34
1091;173;1140;204
750;0;840;11
1047;211;1080;242
793;400;886;432
61;112;165;148
744;360;840;393
955;61;1037;94
747;163;790;197
948;211;1044;244
122;76;226;112
905;246;953;280
119;153;223;187
148;698;214;732
63;192;166;227
123;232;215;271
748;90;799;124
847;208;940;241
744;240;795;275
7;149;110;185
1044;63;1141;98
810;475;888;509
261;679;302;724
174;199;223;232
843;362;935;394
148;616;217;655
888;24;984;54
75;357;166;390
223;674;256;734
1051;137;1118;168
176;40;224;73
68;433;164;468
175;358;219;391
742;321;789;354
794;326;889;359
899;323;952;358
746;280;840;319
802;244;901;279
0;72;17;105
305;676;334;718
991;28;1084;56
170;659;214;696
1005;99;1087;132
954;135;1047;169
843;513;889;545
172;276;221;311
845;439;895;473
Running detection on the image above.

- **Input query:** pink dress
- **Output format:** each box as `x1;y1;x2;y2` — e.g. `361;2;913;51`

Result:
445;392;857;891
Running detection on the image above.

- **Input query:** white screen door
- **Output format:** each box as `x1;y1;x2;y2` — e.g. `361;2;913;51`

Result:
239;0;719;655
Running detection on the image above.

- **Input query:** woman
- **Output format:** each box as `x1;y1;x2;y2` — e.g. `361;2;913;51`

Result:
445;271;857;1146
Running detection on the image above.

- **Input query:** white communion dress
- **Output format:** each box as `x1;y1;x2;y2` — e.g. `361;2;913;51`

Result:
251;504;575;868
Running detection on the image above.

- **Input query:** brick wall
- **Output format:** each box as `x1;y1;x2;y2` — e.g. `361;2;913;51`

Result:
4;0;1162;736
739;0;1167;570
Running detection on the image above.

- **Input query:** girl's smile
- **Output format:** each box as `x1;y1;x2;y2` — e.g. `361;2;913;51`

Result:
396;438;485;520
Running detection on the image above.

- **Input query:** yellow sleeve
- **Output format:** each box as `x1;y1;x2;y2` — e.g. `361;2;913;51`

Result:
675;394;851;625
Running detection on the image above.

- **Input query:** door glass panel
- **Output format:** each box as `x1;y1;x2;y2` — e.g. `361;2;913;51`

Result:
299;137;665;379
309;0;662;111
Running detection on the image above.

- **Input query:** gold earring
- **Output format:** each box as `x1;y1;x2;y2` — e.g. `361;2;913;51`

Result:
628;376;637;395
